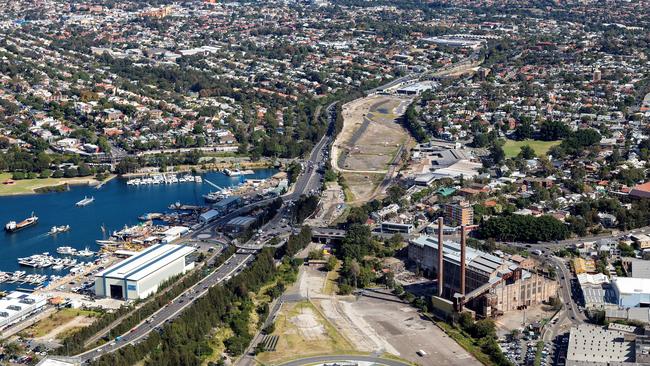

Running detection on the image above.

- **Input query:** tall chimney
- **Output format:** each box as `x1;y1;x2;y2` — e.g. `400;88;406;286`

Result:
460;225;466;296
437;217;444;297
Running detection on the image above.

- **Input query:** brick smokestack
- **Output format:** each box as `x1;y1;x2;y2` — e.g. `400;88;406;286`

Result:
460;225;466;296
437;217;444;297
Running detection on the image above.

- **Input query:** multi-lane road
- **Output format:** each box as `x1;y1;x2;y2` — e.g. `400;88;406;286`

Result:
79;252;253;362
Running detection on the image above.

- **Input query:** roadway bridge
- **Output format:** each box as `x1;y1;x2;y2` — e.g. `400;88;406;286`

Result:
311;228;346;243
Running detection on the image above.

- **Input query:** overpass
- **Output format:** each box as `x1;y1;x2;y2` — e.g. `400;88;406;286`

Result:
311;227;346;243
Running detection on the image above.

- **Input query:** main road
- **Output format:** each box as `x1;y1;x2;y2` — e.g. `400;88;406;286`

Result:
278;355;411;366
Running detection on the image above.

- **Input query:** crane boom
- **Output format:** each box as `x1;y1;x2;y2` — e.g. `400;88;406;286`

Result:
204;179;226;192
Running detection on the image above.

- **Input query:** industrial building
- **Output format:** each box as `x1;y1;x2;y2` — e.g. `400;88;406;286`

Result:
612;277;650;308
408;219;557;316
565;324;650;366
0;291;47;329
213;196;242;213
379;222;414;234
159;226;189;244
622;258;650;278
224;216;257;233
95;244;196;300
421;36;485;50
577;273;616;309
199;209;220;224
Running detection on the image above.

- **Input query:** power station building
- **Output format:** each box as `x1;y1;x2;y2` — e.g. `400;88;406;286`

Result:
408;219;557;317
94;244;196;300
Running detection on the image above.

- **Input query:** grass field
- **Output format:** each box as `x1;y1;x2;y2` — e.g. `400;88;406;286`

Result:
21;308;101;339
255;300;355;364
0;173;112;196
322;260;341;296
502;139;560;158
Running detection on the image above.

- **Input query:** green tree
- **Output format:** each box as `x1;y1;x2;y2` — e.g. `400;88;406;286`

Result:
64;167;78;178
518;145;536;159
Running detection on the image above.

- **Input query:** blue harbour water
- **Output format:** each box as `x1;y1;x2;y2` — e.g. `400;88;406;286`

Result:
0;169;277;292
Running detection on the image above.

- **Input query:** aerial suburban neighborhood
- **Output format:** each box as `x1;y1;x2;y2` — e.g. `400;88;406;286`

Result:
0;1;649;366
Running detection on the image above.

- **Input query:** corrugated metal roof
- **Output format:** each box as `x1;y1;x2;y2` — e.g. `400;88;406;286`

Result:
95;244;195;281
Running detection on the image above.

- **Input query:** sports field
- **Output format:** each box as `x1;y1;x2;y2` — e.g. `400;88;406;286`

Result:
0;173;112;196
502;139;560;158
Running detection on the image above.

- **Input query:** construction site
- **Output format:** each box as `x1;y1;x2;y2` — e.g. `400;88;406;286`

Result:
331;95;413;203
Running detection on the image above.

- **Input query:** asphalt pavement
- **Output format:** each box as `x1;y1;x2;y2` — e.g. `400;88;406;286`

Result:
278;355;411;366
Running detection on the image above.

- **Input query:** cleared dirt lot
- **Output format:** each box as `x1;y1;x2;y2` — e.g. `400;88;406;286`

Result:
342;172;385;203
332;95;412;203
274;265;481;365
304;182;346;227
256;300;355;364
20;308;100;342
331;293;482;366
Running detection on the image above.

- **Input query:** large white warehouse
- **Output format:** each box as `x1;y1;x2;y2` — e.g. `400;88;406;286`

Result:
94;244;196;300
0;291;47;329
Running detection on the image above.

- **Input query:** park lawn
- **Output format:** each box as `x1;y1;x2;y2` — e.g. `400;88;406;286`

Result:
0;173;111;196
255;300;355;364
502;139;560;158
22;308;101;339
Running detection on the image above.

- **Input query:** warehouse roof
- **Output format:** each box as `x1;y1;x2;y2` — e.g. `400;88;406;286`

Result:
0;291;45;318
623;258;650;279
410;235;506;275
612;277;650;295
226;216;256;226
95;244;195;282
567;324;635;365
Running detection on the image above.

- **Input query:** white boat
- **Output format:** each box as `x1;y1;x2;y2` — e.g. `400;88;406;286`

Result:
57;246;77;255
194;176;202;183
49;225;70;235
52;264;64;271
224;168;254;176
223;168;242;176
76;196;94;207
18;253;54;268
76;247;95;257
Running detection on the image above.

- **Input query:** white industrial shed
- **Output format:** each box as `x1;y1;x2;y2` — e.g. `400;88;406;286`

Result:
0;291;47;329
94;244;196;300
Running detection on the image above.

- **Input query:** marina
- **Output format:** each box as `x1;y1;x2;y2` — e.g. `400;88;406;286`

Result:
0;169;278;292
126;173;202;186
